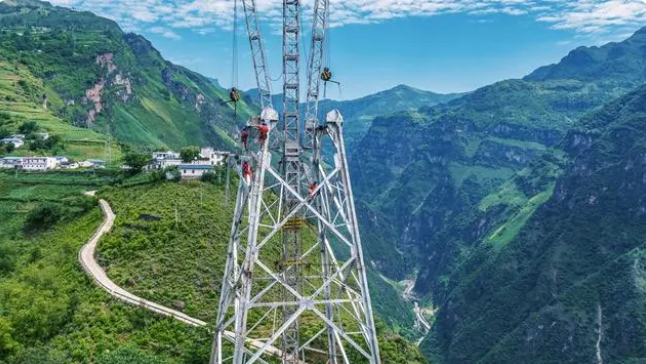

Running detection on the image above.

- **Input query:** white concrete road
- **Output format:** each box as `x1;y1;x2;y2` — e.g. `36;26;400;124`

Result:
78;198;208;326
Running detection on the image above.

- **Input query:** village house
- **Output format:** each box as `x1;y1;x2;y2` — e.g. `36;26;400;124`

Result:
0;157;24;169
200;147;228;166
36;132;50;140
79;159;106;168
54;156;69;164
150;157;182;170
149;150;182;170
59;161;79;169
22;156;57;171
179;164;213;179
152;150;180;160
0;137;24;149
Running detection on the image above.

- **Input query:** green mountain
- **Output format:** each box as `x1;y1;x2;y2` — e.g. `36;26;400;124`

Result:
526;27;646;84
426;82;646;363
0;0;253;156
348;27;646;361
322;85;465;154
245;84;464;153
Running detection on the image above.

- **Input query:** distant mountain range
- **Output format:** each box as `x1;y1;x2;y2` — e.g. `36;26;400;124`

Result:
348;26;646;363
245;84;465;153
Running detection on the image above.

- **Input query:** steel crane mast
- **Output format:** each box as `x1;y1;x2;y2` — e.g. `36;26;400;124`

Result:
303;0;328;150
211;0;382;362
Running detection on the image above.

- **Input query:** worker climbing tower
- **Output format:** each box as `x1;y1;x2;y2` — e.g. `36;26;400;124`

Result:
210;0;382;363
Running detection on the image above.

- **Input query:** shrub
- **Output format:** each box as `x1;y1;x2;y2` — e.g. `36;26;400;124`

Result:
4;142;15;154
18;121;38;134
97;347;171;364
199;170;218;184
24;203;62;231
122;152;151;174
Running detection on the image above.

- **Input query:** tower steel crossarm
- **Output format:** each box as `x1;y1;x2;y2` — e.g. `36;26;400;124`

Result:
303;0;328;149
241;0;273;110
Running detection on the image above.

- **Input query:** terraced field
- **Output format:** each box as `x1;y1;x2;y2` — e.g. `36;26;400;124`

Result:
0;61;119;160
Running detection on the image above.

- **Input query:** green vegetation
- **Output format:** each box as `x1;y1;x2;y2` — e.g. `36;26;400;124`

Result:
447;163;515;189
0;0;255;159
97;179;426;363
484;183;554;247
179;146;200;163
0;169;426;363
424;85;646;363
122;152;151;174
0;171;213;364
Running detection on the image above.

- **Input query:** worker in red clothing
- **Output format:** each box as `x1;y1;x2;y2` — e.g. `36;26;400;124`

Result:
241;127;249;150
242;161;253;183
257;122;269;145
309;181;318;197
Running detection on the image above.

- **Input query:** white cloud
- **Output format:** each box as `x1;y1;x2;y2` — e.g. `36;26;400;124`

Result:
150;26;181;40
48;0;646;36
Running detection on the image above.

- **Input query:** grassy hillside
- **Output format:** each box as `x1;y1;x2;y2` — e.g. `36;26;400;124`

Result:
0;0;254;155
0;60;119;159
97;180;427;363
0;171;213;364
0;170;426;364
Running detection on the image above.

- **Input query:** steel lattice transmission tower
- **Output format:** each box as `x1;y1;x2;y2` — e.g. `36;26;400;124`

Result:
210;0;382;363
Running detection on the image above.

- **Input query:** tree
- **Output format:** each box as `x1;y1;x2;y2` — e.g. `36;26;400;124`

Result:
0;317;17;357
5;142;15;153
18;121;38;134
25;203;62;231
180;146;201;163
0;127;10;139
122;152;151;174
200;170;218;184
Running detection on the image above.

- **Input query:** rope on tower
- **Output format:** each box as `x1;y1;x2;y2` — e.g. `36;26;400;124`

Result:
321;7;340;100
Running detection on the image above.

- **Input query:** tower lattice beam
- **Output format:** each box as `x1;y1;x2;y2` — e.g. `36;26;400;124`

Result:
211;0;382;363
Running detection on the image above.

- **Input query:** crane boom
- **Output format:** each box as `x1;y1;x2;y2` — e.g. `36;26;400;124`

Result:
241;0;273;109
303;0;328;149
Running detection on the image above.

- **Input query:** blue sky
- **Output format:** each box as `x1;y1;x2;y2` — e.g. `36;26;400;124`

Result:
48;0;646;99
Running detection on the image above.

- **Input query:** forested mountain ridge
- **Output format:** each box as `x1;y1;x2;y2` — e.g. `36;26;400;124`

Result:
426;82;646;363
526;27;646;84
245;84;464;155
0;0;253;152
349;27;646;362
